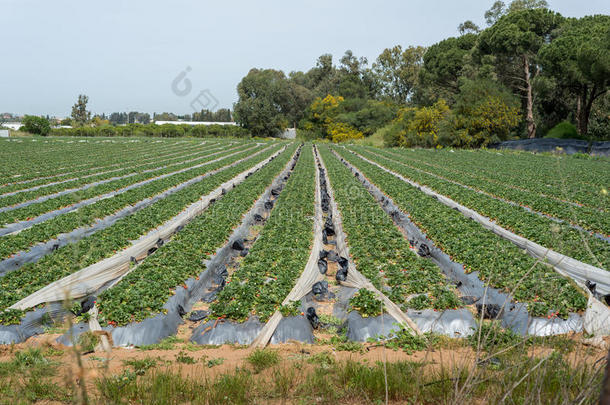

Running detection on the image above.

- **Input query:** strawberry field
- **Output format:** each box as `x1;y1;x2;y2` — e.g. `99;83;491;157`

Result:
0;137;608;347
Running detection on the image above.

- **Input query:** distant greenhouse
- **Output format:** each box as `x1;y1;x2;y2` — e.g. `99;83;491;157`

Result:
153;121;237;126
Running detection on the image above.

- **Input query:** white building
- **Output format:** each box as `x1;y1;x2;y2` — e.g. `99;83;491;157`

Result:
1;122;23;130
281;128;296;139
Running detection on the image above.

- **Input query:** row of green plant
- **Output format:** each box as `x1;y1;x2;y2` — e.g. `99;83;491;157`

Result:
332;147;588;318
97;145;298;325
0;145;265;262
0;143;240;224
350;146;610;269
0;137;200;185
0;141;241;209
318;145;461;313
210;145;316;322
372;147;608;234
0;139;224;195
50;123;249;138
0;145;283;324
385;146;609;213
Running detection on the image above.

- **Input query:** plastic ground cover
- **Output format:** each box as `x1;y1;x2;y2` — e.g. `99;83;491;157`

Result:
332;147;602;335
0;145;283;331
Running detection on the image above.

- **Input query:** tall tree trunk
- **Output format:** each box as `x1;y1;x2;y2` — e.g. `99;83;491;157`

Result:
523;55;536;139
575;94;582;134
576;85;590;136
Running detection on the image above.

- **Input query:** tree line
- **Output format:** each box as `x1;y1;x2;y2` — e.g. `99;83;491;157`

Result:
233;0;609;147
15;94;236;137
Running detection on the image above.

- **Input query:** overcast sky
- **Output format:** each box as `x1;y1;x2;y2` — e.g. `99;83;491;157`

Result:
2;0;608;117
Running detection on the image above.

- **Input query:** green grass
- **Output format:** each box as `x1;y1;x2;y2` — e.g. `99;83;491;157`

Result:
246;349;280;373
0;343;602;404
353;129;386;147
92;350;604;404
0;348;70;404
123;357;158;375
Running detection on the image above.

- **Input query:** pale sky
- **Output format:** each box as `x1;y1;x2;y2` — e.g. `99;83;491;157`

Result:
2;0;608;117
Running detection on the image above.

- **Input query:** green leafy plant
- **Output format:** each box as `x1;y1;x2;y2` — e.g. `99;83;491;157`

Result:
349;289;383;317
279;300;301;317
176;351;196;365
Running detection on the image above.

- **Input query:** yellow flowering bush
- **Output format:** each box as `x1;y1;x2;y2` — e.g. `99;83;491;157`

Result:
328;122;364;143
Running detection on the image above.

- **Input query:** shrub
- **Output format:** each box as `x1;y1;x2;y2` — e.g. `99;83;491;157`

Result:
450;79;521;146
328;122;364;143
545;121;580;139
21;115;51;136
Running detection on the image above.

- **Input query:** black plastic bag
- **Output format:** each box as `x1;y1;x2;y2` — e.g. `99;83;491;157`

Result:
71;296;96;316
271;188;280;196
232;239;245;251
264;200;274;210
318;258;328;275
306;307;320;329
319;250;329;259
324;217;335;236
417;244;431;257
338;256;349;270
327;250;339;262
336;266;348;282
312;281;329;296
476;303;502;319
253;213;264;222
188;310;209;322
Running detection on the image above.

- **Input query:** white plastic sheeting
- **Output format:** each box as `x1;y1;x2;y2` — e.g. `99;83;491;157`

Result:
8;145;284;311
350;149;610;336
252;147;325;348
317;147;422;335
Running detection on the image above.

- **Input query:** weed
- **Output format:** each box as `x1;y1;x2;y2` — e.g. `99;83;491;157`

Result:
307;351;335;368
176;351;196;364
77;331;99;353
247;349;280;373
123;357;157;375
206;357;225;368
43;346;64;357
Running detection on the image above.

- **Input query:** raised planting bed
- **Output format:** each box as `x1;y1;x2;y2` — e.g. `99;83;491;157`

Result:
349;146;609;269
0;145;284;325
382;147;608;213
319;145;461;312
97;145;299;326
359;146;608;236
332;147;588;319
210;144;317;323
0;144;264;262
